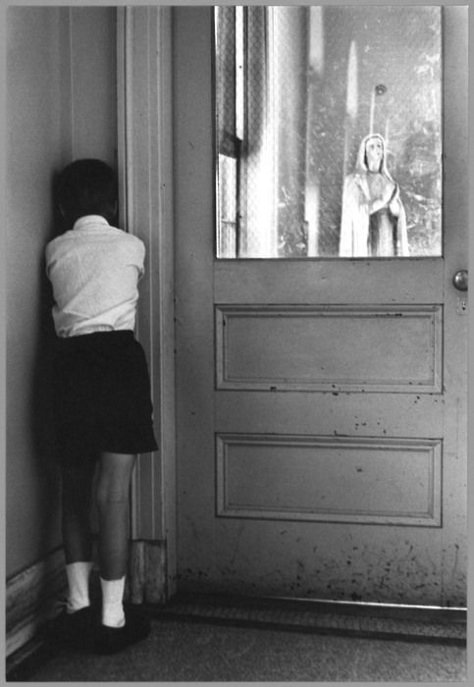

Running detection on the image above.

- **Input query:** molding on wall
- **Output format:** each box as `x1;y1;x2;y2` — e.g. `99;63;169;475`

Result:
5;548;66;659
116;7;177;596
128;540;168;605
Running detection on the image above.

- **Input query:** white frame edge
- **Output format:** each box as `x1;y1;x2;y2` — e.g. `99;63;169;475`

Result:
116;6;177;597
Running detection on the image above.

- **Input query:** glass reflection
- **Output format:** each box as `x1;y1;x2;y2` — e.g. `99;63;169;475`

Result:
215;6;442;258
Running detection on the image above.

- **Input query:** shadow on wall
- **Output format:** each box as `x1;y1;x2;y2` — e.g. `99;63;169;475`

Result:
28;172;68;588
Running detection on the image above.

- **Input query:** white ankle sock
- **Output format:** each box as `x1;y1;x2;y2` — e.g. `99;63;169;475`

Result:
65;561;93;614
100;576;126;628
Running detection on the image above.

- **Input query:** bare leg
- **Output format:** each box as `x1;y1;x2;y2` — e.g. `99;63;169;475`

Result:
61;460;96;564
92;453;152;651
95;452;136;580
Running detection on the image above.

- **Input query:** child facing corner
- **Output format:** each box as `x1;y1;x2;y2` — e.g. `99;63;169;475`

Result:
45;159;158;654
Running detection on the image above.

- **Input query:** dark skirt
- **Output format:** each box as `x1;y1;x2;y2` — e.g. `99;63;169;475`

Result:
53;331;158;465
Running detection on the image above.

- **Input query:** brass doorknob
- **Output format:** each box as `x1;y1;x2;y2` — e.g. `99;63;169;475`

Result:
453;270;468;291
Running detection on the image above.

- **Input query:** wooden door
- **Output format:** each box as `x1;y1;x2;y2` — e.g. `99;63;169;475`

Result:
173;6;467;606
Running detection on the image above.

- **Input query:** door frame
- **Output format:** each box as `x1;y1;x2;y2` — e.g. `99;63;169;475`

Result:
116;6;177;599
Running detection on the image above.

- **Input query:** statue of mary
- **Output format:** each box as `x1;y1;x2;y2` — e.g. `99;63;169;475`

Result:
340;133;409;257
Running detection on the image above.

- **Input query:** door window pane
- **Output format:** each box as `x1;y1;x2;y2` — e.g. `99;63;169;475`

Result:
215;6;442;258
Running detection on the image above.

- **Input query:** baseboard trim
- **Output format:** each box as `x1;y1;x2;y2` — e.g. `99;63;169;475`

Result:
5;547;67;659
128;539;168;605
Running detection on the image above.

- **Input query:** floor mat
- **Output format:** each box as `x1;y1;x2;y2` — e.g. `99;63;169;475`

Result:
155;593;466;645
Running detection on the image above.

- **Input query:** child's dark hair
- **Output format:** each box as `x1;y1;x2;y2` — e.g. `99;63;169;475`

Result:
56;159;118;227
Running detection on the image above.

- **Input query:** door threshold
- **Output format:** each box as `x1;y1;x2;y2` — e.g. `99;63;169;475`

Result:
153;591;466;645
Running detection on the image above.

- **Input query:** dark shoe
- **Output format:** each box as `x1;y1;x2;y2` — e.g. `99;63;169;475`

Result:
44;606;96;651
93;606;151;654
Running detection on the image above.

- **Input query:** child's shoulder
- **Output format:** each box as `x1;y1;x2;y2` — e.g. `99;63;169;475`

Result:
114;226;142;241
114;228;145;251
45;230;73;255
